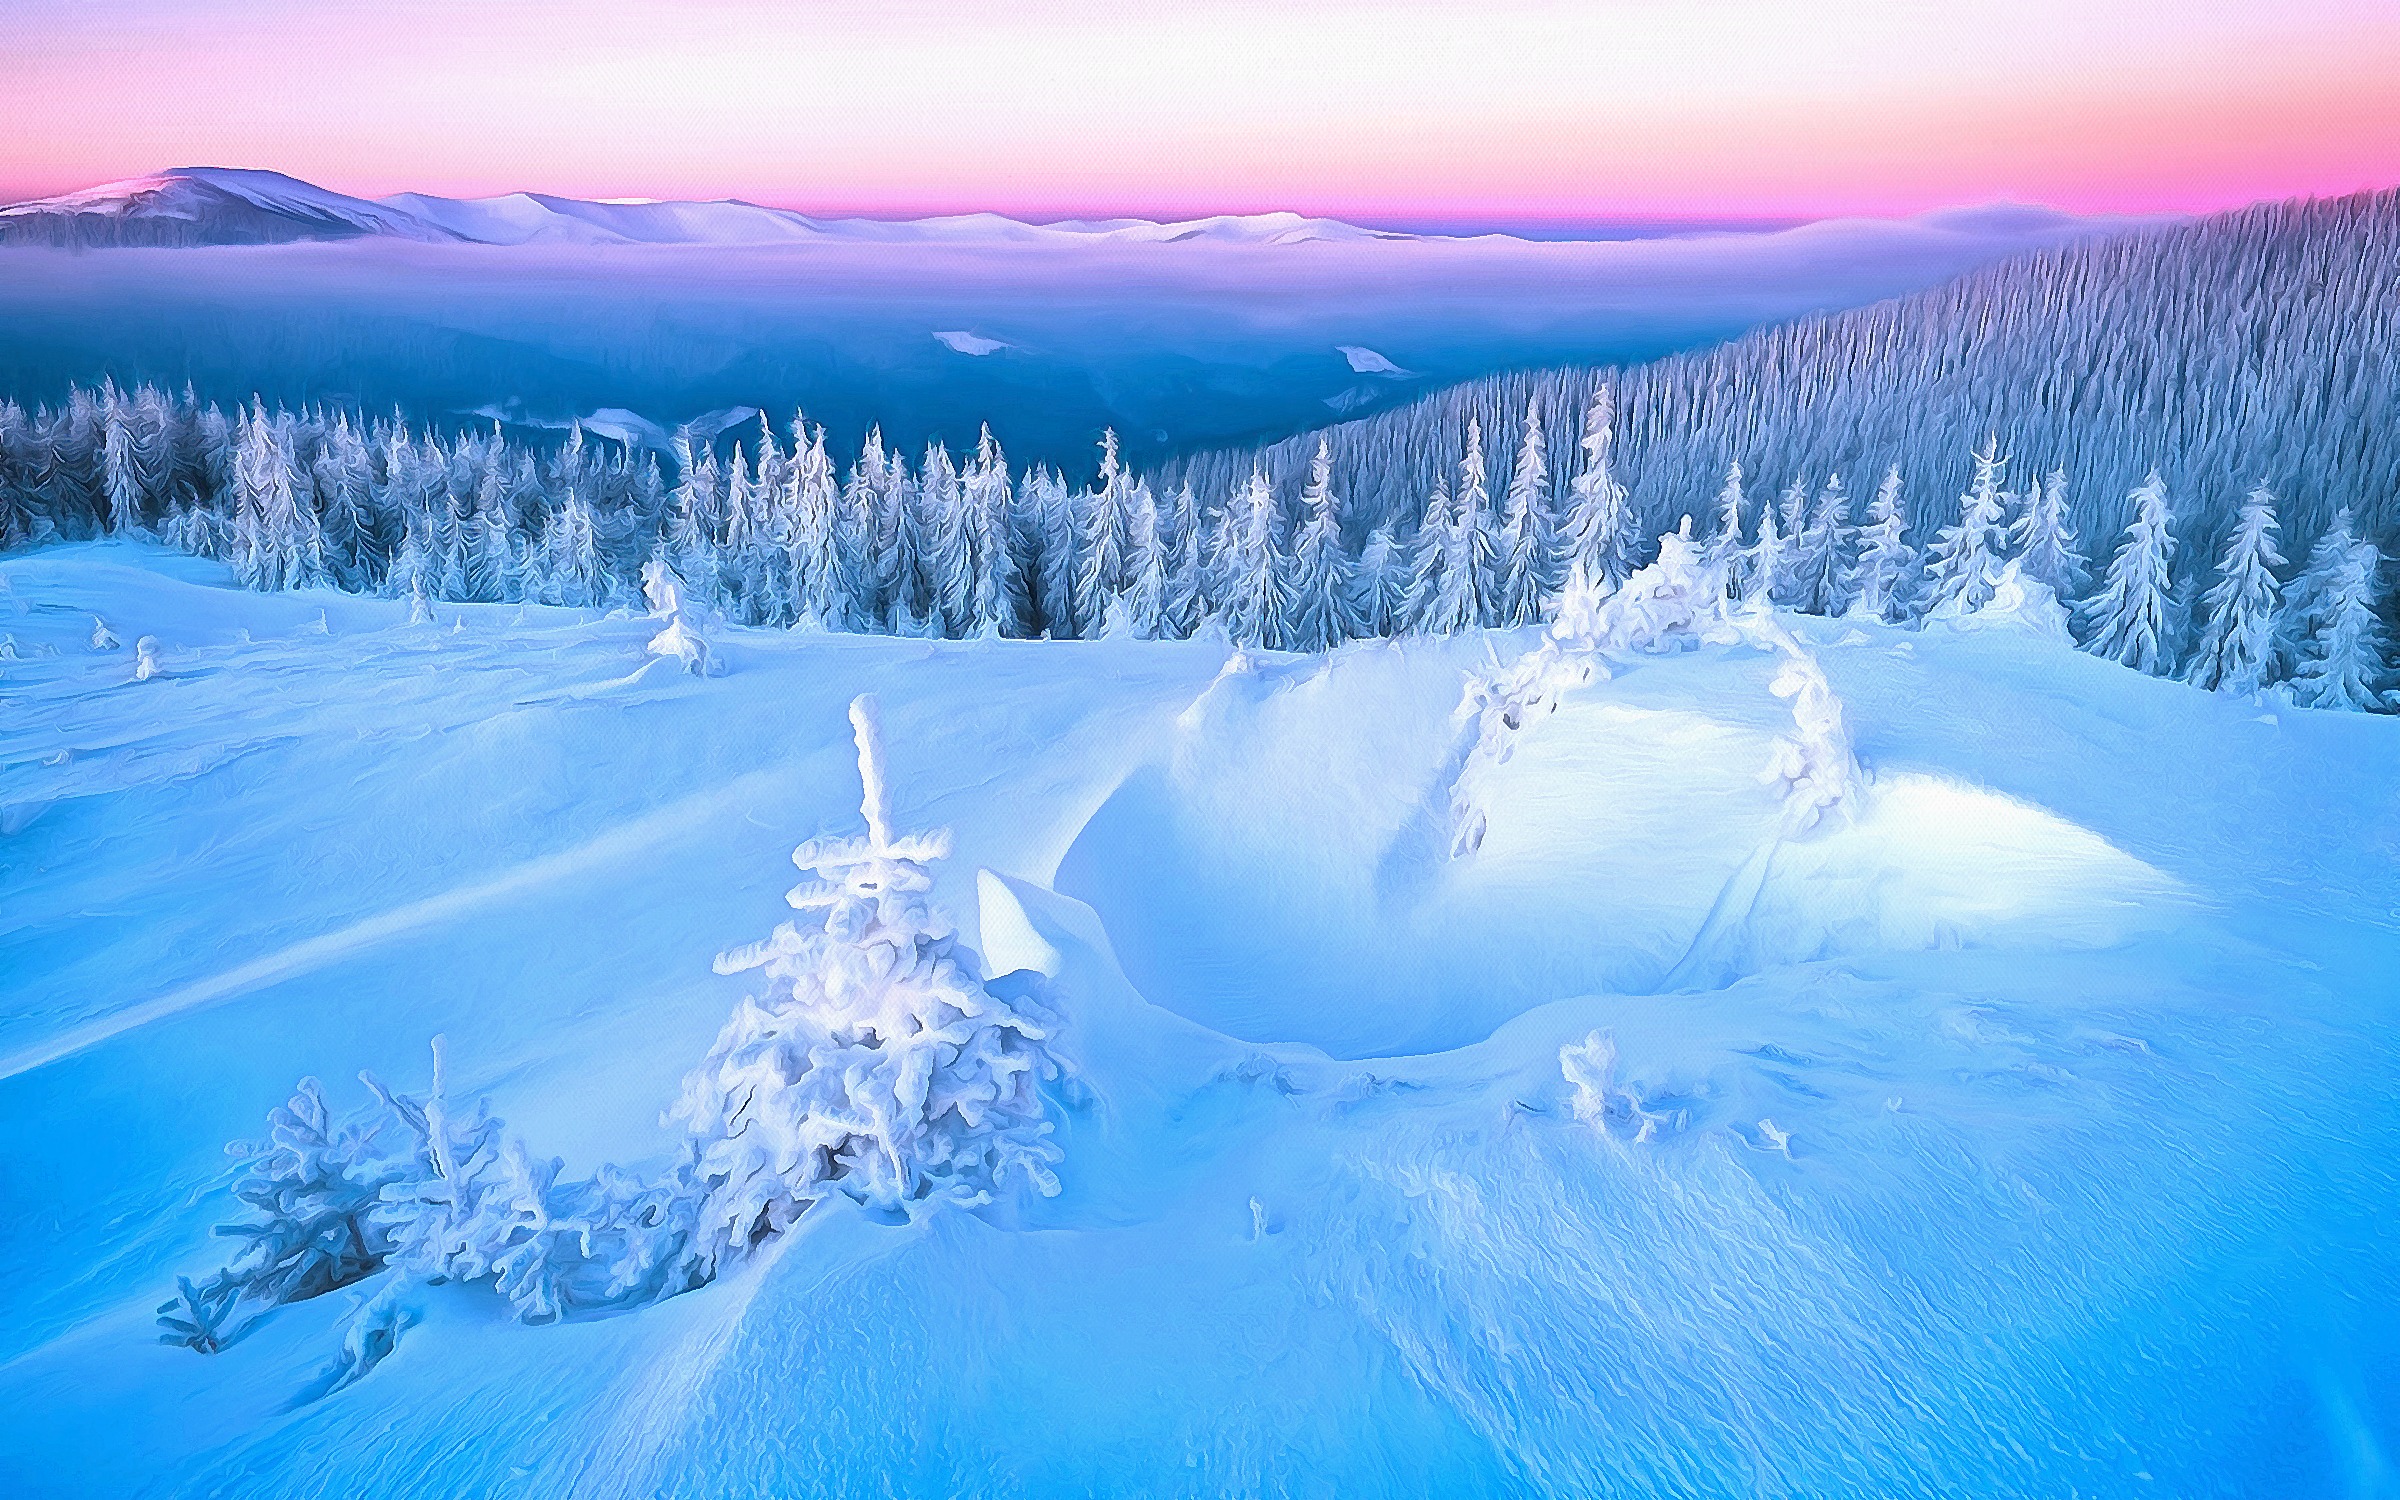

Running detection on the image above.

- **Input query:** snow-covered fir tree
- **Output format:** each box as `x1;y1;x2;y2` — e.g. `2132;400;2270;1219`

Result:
1284;439;1359;651
1354;523;1404;637
1923;438;2013;618
2012;465;2089;602
2277;507;2359;678
1559;381;1638;592
1428;417;1499;631
1846;466;1918;623
1709;462;1748;592
1744;478;1794;608
1077;429;1137;627
1401;475;1456;634
2081;471;2179;675
1493;404;1558;626
677;695;1067;1249
1216;467;1288;649
2285;531;2392;711
1784;474;1853;615
2186;482;2284;695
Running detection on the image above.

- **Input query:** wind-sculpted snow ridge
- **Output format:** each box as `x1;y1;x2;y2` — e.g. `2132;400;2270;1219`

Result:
154;694;1068;1390
1450;519;1863;857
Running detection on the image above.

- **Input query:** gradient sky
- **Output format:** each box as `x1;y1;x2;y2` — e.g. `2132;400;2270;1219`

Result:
3;0;2395;222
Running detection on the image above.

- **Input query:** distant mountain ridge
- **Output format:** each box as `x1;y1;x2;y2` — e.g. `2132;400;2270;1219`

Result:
0;167;1423;249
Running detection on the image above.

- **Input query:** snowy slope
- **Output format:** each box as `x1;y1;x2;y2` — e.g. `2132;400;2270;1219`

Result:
2;543;2395;1497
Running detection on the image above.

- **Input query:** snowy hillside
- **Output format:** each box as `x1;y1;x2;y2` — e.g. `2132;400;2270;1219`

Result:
2;541;2395;1496
1175;189;2400;549
0;169;460;247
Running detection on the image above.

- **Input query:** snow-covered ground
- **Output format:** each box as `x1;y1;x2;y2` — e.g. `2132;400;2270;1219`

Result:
3;541;2396;1497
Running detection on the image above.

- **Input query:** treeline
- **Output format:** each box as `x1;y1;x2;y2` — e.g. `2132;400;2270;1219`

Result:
1167;190;2400;579
0;374;2389;709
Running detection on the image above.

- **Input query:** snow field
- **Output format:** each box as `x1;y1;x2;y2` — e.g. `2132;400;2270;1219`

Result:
1;541;2396;1497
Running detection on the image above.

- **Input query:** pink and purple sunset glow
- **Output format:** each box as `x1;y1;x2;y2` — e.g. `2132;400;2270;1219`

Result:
3;0;2394;225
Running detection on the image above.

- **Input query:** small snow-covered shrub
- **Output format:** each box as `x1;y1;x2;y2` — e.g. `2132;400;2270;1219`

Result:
156;1077;400;1352
674;694;1068;1258
221;1078;399;1304
1559;1030;1671;1144
642;556;717;676
1927;557;2072;642
1742;614;1864;835
1551;515;1734;655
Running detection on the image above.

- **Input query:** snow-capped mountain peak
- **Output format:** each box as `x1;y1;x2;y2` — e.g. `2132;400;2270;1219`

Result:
1;167;1420;249
0;167;461;246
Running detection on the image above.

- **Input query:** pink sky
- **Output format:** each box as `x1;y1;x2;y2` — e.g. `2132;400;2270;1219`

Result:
3;0;2395;221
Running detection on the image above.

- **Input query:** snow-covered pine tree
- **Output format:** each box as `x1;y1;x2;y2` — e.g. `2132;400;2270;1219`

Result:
1158;483;1205;640
1560;381;1638;592
2081;470;2179;674
542;492;613;608
876;438;929;630
1403;477;1457;634
963;426;1028;638
230;401;329;593
921;441;975;635
675;694;1067;1262
642;556;716;675
1923;437;2013;618
2276;508;2359;677
1030;468;1081;638
1493;404;1558;626
1708;462;1749;598
2012;465;2089;602
1847;465;1918;623
2286;532;2392;711
1785;474;1853;615
1745;478;1795;608
206;1077;399;1309
312;413;380;590
101;383;144;534
1284;439;1359;651
2186;482;2285;694
785;426;848;629
840;436;890;627
1216;467;1288;648
1354;523;1403;637
131;383;178;512
1077;429;1136;627
1117;482;1172;638
1445;417;1499;628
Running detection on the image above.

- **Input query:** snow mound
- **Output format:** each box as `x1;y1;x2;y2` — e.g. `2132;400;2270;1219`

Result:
1058;575;2179;1055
